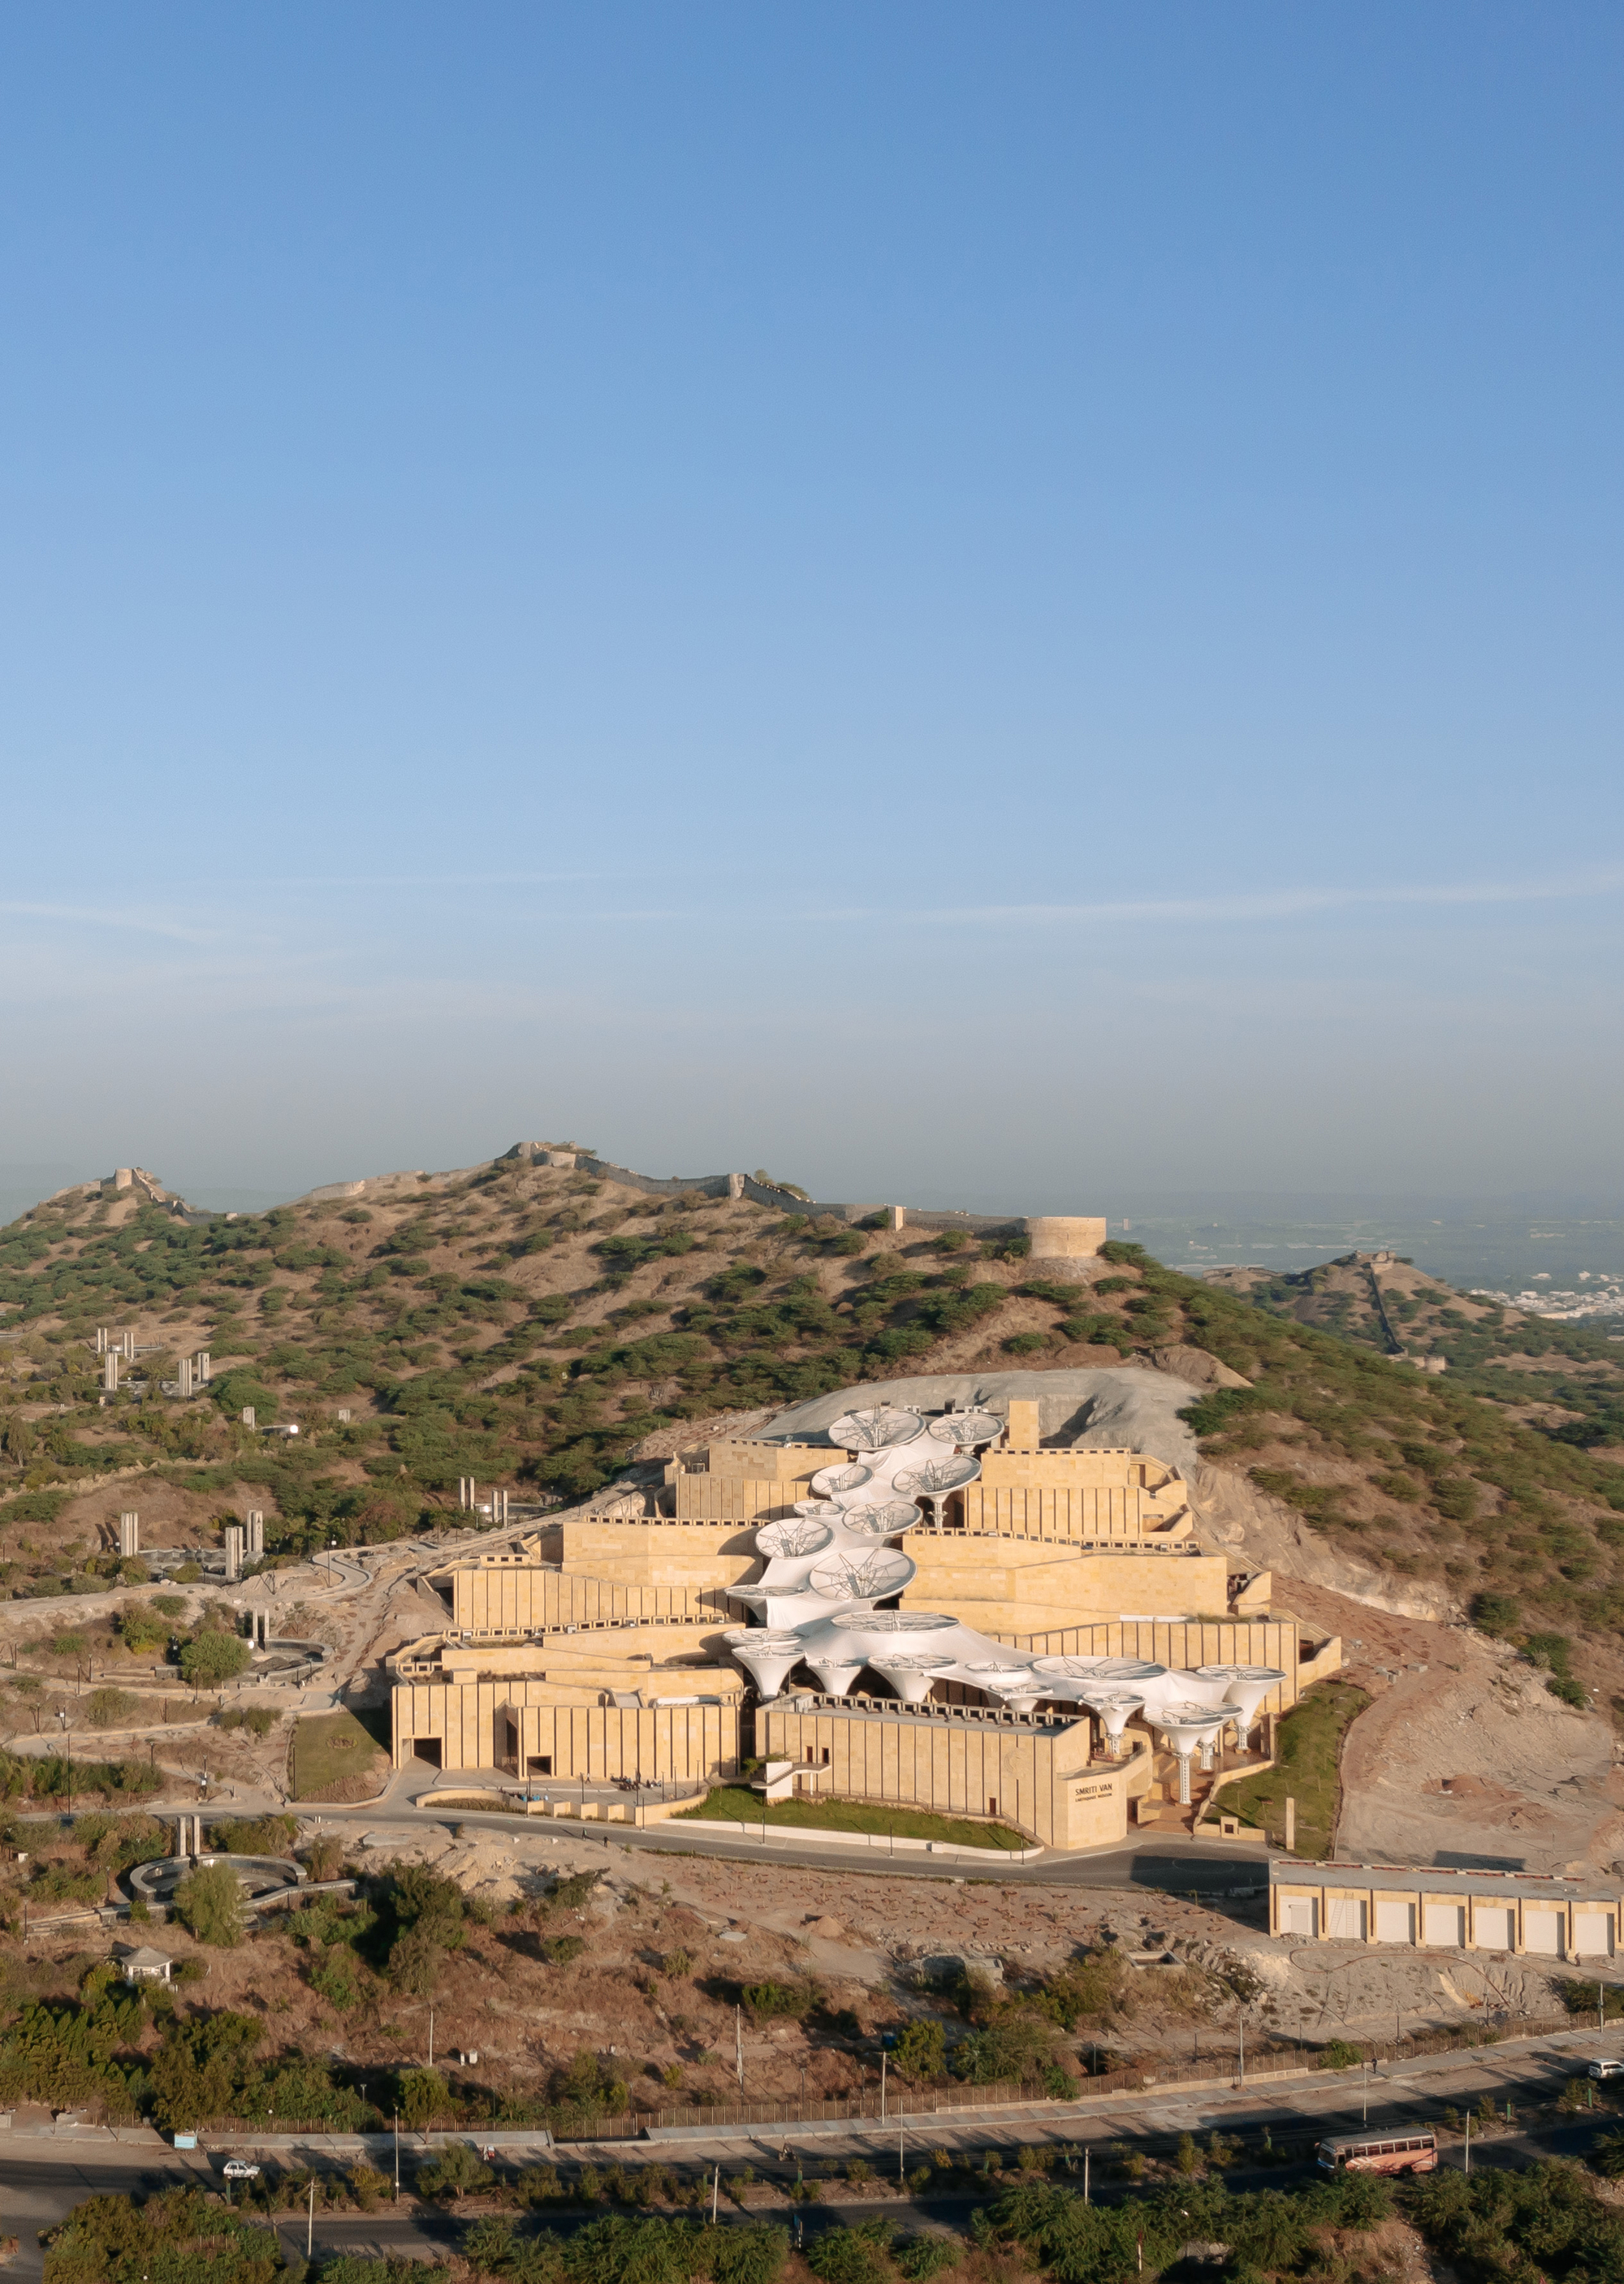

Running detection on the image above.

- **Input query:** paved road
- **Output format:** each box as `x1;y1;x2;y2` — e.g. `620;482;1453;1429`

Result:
4;2023;1620;2280
309;1769;1272;1896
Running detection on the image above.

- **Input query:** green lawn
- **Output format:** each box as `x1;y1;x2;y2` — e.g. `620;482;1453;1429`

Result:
1215;1679;1371;1859
291;1706;391;1801
674;1785;1030;1851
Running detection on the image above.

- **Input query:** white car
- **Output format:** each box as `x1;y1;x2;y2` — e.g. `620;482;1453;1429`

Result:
1587;2057;1624;2080
222;2160;261;2180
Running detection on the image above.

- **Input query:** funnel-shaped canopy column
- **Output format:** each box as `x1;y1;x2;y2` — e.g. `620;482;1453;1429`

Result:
806;1660;866;1696
1151;1700;1228;1805
723;1630;807;1702
1074;1688;1146;1755
868;1657;952;1705
1194;1664;1287;1740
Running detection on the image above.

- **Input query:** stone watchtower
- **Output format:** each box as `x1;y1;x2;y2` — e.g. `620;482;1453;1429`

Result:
1021;1215;1108;1280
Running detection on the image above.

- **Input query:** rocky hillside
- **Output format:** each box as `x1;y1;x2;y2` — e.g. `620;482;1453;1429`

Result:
2;1151;1623;1711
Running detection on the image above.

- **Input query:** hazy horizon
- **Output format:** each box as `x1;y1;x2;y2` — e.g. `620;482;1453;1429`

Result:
2;6;1621;1201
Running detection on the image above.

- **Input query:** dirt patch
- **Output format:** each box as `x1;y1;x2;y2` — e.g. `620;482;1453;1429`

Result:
1271;1578;1624;1873
291;1708;390;1802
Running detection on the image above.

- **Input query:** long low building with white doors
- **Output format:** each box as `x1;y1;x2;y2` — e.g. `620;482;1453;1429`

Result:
1269;1857;1621;1959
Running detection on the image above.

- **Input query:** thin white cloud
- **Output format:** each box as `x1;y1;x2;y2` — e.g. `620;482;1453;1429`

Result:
0;900;222;944
845;866;1624;928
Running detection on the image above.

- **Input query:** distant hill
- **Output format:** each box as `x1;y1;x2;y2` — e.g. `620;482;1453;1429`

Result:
2;1150;1624;1712
1206;1250;1624;1449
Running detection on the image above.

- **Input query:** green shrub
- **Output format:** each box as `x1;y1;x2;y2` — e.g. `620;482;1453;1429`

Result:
84;1688;140;1730
741;1978;818;2023
1471;1591;1520;1634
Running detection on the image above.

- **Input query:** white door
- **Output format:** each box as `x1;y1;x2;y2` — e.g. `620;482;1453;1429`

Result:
1281;1897;1317;1937
1375;1901;1414;1944
1523;1909;1565;1956
1423;1903;1464;1949
1327;1898;1366;1940
1472;1905;1514;1950
1574;1914;1614;1957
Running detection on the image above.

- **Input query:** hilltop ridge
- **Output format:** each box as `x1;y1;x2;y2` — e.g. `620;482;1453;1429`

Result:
3;1144;1624;1710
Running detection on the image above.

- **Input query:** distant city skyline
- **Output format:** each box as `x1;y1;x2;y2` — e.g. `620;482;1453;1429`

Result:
2;5;1621;1201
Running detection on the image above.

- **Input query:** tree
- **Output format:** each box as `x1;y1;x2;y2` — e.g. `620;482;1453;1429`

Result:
416;2139;494;2200
173;1862;244;1948
949;2010;1056;2085
398;2066;448;2130
387;1930;443;1997
148;2010;264;2130
890;2020;946;2081
390;1863;468;1949
179;1630;250;1687
85;1688;139;1731
118;1606;170;1656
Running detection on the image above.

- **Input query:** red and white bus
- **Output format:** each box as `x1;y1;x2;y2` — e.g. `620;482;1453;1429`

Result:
1317;2130;1437;2176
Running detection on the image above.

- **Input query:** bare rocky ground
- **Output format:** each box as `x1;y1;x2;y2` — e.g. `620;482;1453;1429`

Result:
333;1815;1597;2088
1261;1576;1624;1876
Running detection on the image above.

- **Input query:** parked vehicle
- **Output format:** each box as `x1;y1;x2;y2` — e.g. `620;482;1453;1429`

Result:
222;2160;261;2181
1317;2131;1437;2176
1588;2057;1624;2080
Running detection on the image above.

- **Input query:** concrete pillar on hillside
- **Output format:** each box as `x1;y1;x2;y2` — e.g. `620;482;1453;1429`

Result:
95;1327;108;1355
245;1511;264;1556
102;1354;119;1392
728;1173;745;1198
887;1207;905;1230
121;1331;136;1362
114;1168;133;1192
197;1352;211;1384
178;1358;193;1399
119;1513;140;1559
224;1526;244;1582
241;1406;256;1428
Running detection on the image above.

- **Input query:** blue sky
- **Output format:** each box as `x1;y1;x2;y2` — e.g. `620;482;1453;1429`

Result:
2;5;1622;1215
